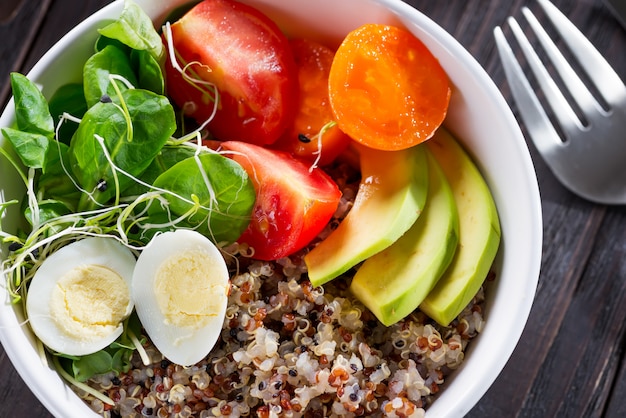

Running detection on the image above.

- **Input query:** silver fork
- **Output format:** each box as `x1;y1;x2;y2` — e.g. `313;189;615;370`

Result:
494;0;626;205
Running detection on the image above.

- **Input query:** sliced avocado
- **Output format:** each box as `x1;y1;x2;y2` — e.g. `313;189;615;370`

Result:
420;128;501;326
305;143;428;287
350;149;459;326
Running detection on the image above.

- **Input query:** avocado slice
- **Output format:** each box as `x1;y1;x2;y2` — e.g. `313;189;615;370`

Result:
350;149;459;326
305;143;428;287
420;128;501;326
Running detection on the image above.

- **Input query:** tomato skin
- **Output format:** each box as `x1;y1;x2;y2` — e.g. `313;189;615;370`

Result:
164;0;297;145
328;24;451;151
221;140;341;260
271;39;352;166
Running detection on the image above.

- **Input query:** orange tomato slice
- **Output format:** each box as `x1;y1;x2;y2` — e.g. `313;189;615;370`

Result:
272;39;352;166
328;24;451;151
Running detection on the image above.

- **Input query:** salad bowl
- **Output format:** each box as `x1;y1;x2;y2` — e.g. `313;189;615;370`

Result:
0;0;542;417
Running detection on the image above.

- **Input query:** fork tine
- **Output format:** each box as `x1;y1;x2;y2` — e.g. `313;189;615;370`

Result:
537;0;626;105
505;15;582;136
494;26;562;156
522;6;604;119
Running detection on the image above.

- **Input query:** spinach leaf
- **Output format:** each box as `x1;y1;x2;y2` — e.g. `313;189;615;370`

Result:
71;350;113;382
9;73;54;138
38;142;81;209
48;83;88;144
97;0;164;62
69;88;175;211
151;153;255;244
24;200;72;235
124;145;197;196
24;199;71;224
67;341;132;383
57;313;143;382
83;44;138;108
132;210;196;243
89;40;163;98
131;49;164;95
1;128;49;169
94;35;130;55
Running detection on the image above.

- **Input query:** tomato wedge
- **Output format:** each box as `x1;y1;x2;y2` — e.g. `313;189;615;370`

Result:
328;24;451;151
271;39;352;166
164;0;297;145
221;141;341;260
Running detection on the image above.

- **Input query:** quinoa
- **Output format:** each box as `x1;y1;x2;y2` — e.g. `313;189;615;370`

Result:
74;163;487;418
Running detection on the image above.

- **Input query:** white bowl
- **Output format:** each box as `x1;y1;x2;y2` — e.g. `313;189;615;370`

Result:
0;0;542;417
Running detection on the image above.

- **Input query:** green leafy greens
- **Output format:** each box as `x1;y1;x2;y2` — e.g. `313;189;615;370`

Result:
97;0;165;63
69;88;175;210
152;152;255;243
0;0;255;388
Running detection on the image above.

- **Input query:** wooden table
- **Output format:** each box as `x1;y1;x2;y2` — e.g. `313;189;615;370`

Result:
0;0;624;417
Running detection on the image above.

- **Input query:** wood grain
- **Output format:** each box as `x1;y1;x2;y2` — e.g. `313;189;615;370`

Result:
0;0;52;106
0;1;624;417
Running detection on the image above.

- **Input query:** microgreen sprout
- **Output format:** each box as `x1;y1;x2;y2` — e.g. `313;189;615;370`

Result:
162;21;220;143
127;328;150;366
0;0;255;387
308;120;338;173
107;74;135;142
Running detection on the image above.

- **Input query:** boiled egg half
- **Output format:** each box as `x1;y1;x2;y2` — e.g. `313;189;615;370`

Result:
132;229;229;367
26;237;136;356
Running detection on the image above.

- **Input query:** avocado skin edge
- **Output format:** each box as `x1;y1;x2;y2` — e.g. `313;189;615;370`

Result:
350;149;459;326
419;128;501;327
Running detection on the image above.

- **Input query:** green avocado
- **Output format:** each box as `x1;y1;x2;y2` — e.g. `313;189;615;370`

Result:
304;143;428;287
420;128;501;326
350;149;459;326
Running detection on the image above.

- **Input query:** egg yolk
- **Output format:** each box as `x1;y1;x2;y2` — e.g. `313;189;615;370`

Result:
154;249;226;329
50;265;131;341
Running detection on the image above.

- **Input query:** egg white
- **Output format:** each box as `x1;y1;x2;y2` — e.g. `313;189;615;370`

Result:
132;229;229;367
26;237;136;356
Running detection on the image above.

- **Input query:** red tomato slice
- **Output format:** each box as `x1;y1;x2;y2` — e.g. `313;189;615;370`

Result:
221;140;341;260
328;24;451;151
164;0;297;145
271;39;352;166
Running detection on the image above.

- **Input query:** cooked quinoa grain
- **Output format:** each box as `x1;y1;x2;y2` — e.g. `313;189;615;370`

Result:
74;163;487;418
77;254;485;418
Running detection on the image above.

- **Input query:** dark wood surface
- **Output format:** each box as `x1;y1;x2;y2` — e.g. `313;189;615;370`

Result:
1;0;624;417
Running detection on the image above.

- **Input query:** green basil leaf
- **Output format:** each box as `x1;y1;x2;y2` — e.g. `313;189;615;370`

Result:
83;44;138;108
9;73;54;138
97;0;164;62
1;128;49;169
69;88;175;211
151;153;255;244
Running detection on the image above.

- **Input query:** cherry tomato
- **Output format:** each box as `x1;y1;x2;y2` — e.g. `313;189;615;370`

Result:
164;0;297;145
221;140;341;260
271;39;352;166
328;24;451;151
